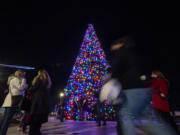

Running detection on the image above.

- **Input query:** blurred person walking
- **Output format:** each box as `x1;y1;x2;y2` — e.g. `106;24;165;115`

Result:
100;36;178;135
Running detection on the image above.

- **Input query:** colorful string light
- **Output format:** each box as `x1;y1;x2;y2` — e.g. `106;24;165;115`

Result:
64;24;115;120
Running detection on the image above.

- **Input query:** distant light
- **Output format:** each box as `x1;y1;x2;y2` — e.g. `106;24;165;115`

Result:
59;92;64;97
0;64;35;70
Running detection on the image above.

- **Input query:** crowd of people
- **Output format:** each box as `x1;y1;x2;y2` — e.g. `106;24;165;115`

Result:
0;69;52;135
0;36;179;135
55;37;179;135
55;95;88;122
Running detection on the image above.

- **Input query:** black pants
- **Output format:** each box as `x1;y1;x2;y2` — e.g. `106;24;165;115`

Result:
155;109;180;135
113;104;122;135
19;112;30;131
58;106;64;122
29;122;42;135
96;103;106;125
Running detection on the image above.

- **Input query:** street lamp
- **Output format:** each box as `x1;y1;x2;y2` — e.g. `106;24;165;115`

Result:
59;92;64;98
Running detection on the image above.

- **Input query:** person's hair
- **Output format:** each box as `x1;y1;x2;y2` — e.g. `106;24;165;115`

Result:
14;70;24;78
152;70;170;86
111;36;135;48
32;70;52;89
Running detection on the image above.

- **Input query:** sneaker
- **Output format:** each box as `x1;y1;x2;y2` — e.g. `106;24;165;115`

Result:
17;127;22;131
97;122;101;127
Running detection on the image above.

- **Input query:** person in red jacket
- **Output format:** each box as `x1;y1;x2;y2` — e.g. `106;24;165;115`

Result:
146;71;179;134
150;71;170;112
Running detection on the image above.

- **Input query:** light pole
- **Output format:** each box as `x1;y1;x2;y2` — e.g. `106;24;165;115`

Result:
58;92;65;122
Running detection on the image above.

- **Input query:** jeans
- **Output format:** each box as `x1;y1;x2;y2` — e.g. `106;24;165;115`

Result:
154;109;180;135
0;107;17;135
0;108;5;115
118;88;177;135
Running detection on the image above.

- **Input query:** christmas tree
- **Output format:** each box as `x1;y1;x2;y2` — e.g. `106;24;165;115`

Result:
64;24;114;120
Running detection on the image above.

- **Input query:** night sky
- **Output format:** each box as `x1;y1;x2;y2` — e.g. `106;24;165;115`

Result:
0;1;180;110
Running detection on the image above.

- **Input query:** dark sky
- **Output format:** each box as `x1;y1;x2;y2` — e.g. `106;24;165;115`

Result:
0;0;180;109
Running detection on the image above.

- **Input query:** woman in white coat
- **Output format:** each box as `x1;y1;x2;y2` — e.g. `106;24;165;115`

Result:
0;70;27;135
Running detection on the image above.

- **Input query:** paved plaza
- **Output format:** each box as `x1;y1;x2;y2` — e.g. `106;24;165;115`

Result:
7;118;147;135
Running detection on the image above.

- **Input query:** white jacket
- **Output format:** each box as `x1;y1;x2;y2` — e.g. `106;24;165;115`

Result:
100;79;122;105
2;77;27;107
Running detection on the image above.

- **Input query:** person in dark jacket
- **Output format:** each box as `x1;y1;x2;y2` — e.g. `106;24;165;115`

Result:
28;70;52;135
95;92;106;126
111;36;145;90
107;36;177;135
57;93;66;122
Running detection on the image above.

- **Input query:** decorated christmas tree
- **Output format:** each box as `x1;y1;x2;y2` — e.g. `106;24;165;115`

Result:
64;24;114;120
